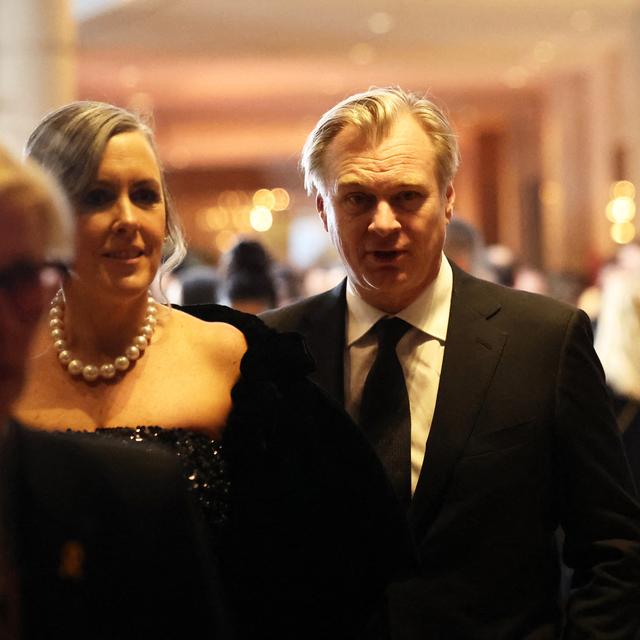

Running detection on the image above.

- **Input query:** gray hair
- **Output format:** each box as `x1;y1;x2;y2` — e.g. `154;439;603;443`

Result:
301;86;460;196
0;142;74;264
25;101;186;279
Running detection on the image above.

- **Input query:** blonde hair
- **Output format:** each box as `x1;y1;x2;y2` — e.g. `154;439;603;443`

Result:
301;86;460;196
0;142;74;264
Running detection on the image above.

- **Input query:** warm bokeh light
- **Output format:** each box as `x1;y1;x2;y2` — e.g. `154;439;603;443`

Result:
253;188;276;209
204;207;229;230
606;196;636;223
271;187;290;211
368;12;393;34
611;180;636;200
250;206;273;232
610;221;636;244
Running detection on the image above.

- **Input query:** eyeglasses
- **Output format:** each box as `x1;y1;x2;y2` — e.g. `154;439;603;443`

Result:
0;260;67;320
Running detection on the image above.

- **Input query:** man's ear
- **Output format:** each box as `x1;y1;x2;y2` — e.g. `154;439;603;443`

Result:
317;193;329;232
445;183;455;222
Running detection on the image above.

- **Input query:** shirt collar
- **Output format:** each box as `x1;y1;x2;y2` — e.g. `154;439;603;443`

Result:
346;254;453;346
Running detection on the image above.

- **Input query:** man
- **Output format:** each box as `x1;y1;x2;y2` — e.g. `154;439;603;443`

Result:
262;87;640;638
0;143;225;639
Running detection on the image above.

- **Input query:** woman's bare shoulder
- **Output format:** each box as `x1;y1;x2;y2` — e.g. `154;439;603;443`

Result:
166;306;247;365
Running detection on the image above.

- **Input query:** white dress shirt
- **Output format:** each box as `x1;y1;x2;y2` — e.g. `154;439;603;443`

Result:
345;255;453;493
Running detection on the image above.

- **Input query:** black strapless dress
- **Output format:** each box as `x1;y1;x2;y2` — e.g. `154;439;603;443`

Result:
75;306;414;640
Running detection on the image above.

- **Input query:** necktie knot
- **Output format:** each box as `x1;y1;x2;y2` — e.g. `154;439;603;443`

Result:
374;317;411;351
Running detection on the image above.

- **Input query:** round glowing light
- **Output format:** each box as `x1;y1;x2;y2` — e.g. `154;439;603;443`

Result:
271;188;290;211
612;180;636;200
533;40;556;65
250;206;273;232
218;190;240;208
205;207;229;231
368;12;393;34
215;230;236;253
606;196;636;223
349;43;375;66
610;222;636;245
253;188;276;209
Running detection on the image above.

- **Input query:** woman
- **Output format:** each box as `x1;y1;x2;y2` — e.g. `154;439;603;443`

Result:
13;102;413;639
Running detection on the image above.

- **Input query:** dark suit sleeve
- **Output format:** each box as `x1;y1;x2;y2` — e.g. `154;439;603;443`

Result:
555;309;640;638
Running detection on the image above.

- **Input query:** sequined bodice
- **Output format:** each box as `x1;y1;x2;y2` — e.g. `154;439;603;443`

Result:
87;427;230;542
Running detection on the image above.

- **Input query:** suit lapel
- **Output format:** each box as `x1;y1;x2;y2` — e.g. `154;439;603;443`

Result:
409;268;507;538
301;281;347;405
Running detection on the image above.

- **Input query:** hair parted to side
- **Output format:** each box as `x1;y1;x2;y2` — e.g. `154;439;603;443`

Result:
301;86;460;196
24;101;186;279
0;142;74;264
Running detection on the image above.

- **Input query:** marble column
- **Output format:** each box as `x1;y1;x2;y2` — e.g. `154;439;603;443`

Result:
0;0;75;154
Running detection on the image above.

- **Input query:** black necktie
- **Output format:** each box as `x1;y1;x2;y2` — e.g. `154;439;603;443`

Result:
359;317;412;508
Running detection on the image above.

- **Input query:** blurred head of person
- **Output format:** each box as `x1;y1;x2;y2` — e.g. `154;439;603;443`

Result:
25;101;186;303
594;268;640;401
221;239;277;314
444;217;488;275
180;264;220;306
0;143;73;418
299;86;459;313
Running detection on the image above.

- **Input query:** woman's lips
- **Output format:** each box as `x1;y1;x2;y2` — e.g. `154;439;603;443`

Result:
103;248;144;260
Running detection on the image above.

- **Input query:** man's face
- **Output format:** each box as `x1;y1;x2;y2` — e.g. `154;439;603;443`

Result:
0;202;46;415
317;113;454;313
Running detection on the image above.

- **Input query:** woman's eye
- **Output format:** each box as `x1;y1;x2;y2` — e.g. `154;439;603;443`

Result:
133;188;161;206
82;188;114;208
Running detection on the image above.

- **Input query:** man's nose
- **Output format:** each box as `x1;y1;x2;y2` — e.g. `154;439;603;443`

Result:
369;201;401;236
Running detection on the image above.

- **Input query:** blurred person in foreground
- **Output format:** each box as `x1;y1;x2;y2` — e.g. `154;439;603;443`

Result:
262;86;640;639
0;142;224;639
13;101;412;640
595;266;640;489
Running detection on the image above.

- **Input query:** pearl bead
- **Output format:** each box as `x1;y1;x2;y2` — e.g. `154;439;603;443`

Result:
100;364;116;379
133;335;148;350
67;360;84;375
114;356;130;371
125;345;140;360
49;289;157;383
82;365;100;382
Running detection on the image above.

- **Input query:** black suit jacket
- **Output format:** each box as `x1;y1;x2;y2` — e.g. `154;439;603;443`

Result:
5;421;226;640
262;266;640;639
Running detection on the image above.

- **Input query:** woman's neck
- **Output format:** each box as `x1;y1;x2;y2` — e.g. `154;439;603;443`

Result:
58;282;154;360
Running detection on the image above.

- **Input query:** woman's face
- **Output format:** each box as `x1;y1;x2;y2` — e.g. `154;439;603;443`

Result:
70;130;166;299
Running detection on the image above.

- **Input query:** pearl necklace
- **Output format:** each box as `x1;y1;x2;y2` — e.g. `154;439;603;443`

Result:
49;289;159;382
